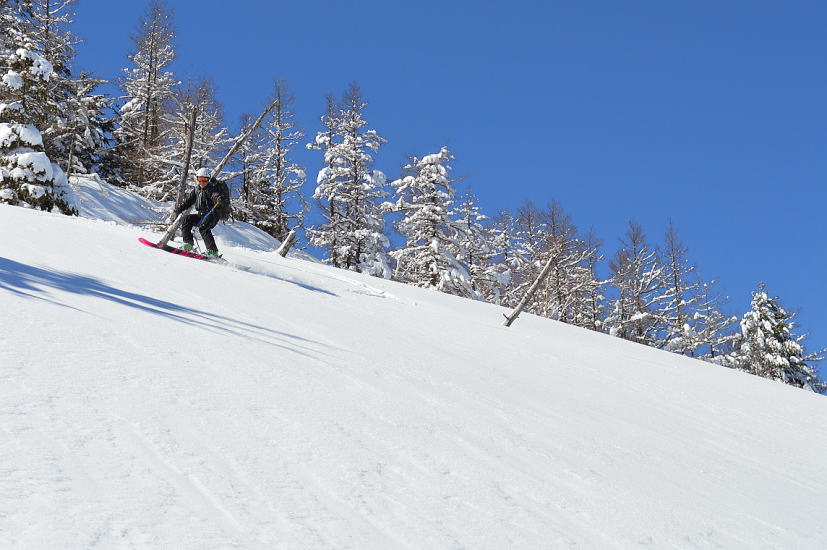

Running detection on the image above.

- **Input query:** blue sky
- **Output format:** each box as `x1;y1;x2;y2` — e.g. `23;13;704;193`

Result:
72;1;826;364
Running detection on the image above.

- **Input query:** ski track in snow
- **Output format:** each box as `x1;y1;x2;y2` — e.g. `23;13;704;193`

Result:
1;192;827;549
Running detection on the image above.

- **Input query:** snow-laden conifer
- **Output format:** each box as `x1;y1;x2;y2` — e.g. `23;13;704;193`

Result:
307;84;390;278
534;202;603;326
483;210;524;306
235;81;306;241
0;0;72;213
61;72;115;176
569;230;605;332
605;220;666;345
658;220;701;354
692;279;738;364
115;0;176;189
18;0;112;178
389;147;476;298
453;191;494;297
511;201;547;313
730;284;824;391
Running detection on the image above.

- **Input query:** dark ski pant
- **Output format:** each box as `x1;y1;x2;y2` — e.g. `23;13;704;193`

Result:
181;212;219;253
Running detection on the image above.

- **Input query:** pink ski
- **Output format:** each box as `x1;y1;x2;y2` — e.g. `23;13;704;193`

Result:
138;238;222;262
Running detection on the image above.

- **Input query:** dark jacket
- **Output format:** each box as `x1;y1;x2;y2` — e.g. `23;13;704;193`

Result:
176;180;222;216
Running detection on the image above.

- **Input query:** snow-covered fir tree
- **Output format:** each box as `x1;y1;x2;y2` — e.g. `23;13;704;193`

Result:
0;0;73;213
658;220;701;354
453;191;495;297
389;147;477;298
569;229;605;332
60;72;115;176
114;0;176;189
692;279;738;364
605;220;666;345
483;210;524;306
730;284;824;392
511;201;547;314
534;202;602;326
236;81;306;241
306;94;341;261
307;84;390;278
18;0;111;175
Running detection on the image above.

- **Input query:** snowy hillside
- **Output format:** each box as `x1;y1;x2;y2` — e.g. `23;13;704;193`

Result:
1;199;826;549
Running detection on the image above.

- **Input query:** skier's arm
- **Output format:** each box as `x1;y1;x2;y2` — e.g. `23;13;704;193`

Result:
175;189;196;214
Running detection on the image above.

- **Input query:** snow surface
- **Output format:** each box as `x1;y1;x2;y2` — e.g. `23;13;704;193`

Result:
1;194;826;548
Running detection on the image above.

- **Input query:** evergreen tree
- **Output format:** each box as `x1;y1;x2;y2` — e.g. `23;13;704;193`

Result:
237;81;306;240
308;84;389;277
693;279;738;364
389;147;476;297
13;1;115;179
484;210;524;306
658;220;701;354
535;201;601;326
307;94;342;263
0;0;72;213
511;201;547;314
569;229;605;332
61;72;115;176
114;0;176;189
605;220;666;345
453;190;494;297
730;284;824;391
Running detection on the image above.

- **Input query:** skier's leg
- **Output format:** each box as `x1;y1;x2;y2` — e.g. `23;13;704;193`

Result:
181;214;198;246
199;214;219;253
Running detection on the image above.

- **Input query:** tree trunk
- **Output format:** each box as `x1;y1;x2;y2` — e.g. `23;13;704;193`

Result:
504;254;557;327
175;105;198;206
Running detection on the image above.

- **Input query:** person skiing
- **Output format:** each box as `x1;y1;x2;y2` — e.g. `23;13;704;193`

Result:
173;167;222;257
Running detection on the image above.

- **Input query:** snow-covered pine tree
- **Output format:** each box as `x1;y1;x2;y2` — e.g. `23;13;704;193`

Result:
511;201;547;315
18;0;76;161
692;279;738;364
306;94;343;264
234;112;259;221
237;81;306;241
658;219;701;354
115;0;176;189
61;72;115;176
19;0;110;173
308;84;390;277
569;229;605;332
453;190;494;297
0;0;73;213
604;220;666;345
534;201;601;325
483;210;525;306
389;147;476;298
730;284;825;392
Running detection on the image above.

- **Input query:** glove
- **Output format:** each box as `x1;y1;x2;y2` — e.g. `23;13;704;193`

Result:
211;192;221;204
167;209;178;223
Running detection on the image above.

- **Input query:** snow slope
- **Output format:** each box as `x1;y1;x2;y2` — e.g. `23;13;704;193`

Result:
1;203;826;549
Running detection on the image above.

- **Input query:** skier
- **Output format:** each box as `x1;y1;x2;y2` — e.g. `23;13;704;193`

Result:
173;167;222;257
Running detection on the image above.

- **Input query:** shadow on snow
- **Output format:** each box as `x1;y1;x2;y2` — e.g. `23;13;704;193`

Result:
0;256;339;359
